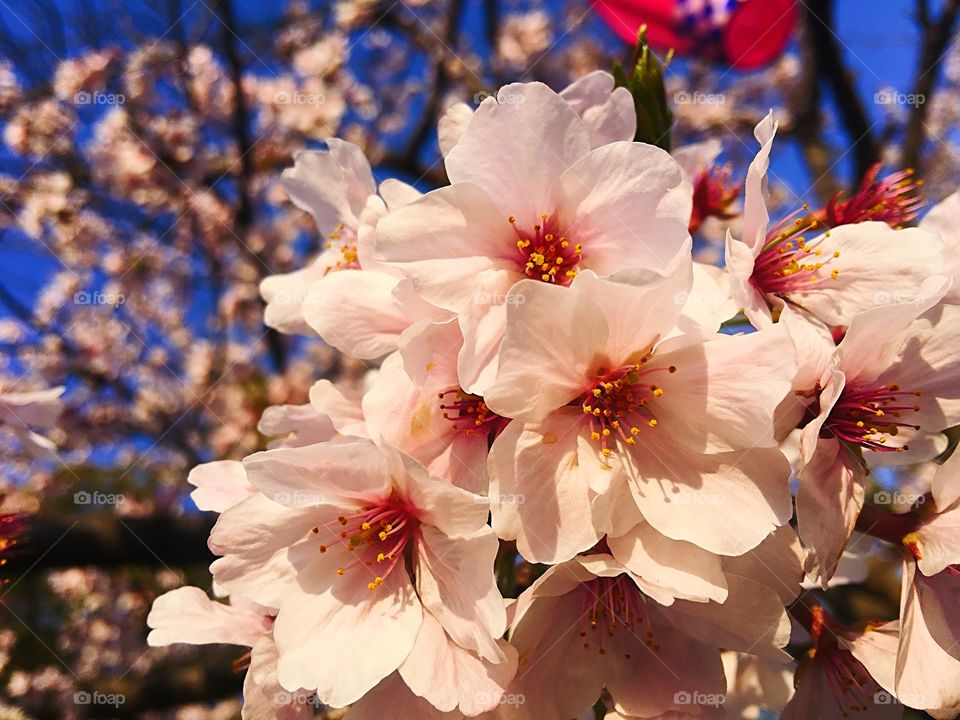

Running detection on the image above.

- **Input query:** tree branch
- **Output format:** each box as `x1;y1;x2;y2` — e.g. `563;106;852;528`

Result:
902;0;960;171
6;514;216;575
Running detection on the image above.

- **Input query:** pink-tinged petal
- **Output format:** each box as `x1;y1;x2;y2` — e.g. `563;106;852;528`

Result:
835;275;950;385
505;589;605;720
896;562;960;718
796;437;866;589
913;501;960;575
456;280;510;395
396;453;490;537
379;178;423;210
932;448;960;512
800;365;845;465
725;229;773;328
652;325;796;453
260;261;326;335
415;526;506;663
273;567;422;707
783;224;944;327
776;306;835;437
187;460;255;513
0;386;63;427
741;113;777;253
374;182;518;312
780;305;835;393
242;634;316;720
347;672;461;720
877;304;960;434
437;101;474;157
556;142;691;275
920;189;960;304
559;70;636;147
607;521;728;604
913;569;960;659
847;621;900;697
398;317;462;386
571;260;692;368
445;82;592;222
302;270;414;359
677;261;740;334
484;280;608;423
623;432;792;556
209;494;323;607
308;379;367;438
722;525;805;605
488;412;606;564
242;441;392;507
146;586;271;647
399;611;517;715
606;609;726;719
259;402;338;449
282;141;374;231
664;575;792;659
672;139;722;180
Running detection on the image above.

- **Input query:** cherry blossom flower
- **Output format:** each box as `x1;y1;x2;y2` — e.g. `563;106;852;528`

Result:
725;115;944;329
0;386;64;458
503;554;727;720
263;142;446;356
363;319;508;494
209;440;513;710
483;267;795;562
375;81;693;392
781;605;901;720
793;278;960;586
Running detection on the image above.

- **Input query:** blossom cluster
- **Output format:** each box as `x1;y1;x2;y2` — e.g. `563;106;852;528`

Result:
148;74;960;719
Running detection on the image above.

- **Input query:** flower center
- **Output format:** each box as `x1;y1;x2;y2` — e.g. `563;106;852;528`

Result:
816;645;887;716
751;208;842;295
820;164;924;228
690;165;740;234
509;213;581;285
578;576;657;658
577;358;676;458
311;496;418;590
822;383;921;453
438;388;509;440
324;222;360;272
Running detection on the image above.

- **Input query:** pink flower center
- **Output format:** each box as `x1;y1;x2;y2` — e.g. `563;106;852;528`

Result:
577;358;677;458
438;388;509;440
312;496;419;591
814;645;887;716
751;209;841;294
822;383;921;453
821;164;924;228
509;213;581;285
690;165;740;234
324;222;360;272
578;576;658;658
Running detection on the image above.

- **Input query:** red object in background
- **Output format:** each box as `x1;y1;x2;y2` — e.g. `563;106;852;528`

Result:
595;0;798;70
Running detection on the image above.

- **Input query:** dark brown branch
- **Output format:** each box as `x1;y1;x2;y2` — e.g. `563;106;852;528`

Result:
802;0;880;185
6;514;216;576
902;0;960;171
217;0;288;373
